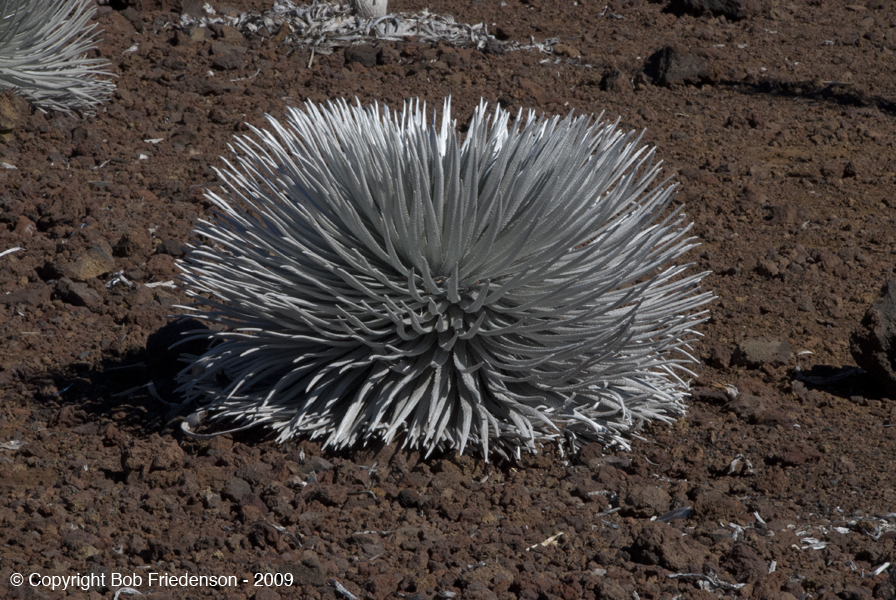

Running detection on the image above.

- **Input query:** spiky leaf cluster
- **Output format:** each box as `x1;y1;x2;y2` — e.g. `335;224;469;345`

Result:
0;0;114;113
176;98;712;459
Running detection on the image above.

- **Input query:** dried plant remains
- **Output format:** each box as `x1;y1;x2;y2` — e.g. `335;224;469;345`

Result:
178;1;557;56
0;0;114;113
176;98;713;459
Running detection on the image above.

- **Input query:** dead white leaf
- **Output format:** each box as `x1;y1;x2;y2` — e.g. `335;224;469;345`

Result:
526;531;564;551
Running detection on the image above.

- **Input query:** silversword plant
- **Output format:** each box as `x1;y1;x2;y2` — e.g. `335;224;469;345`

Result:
176;98;712;459
0;0;114;113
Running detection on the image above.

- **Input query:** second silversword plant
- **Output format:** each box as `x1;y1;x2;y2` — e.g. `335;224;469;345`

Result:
0;0;113;113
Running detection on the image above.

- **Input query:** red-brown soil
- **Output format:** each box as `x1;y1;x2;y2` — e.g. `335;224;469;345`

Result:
2;1;896;599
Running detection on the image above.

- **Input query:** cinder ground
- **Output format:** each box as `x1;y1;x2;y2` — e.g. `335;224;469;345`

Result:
2;1;896;599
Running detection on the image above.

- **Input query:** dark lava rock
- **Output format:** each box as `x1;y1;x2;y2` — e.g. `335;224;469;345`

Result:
212;52;245;71
345;45;380;68
294;455;335;476
145;253;178;280
600;67;633;94
692;488;745;521
170;127;198;148
162;56;189;71
630;521;708;571
397;489;421;508
115;228;153;257
623;484;671;518
55;278;103;310
223;477;253;502
121;434;186;482
499;484;531;509
850;280;896;390
63;528;102;560
57;242;117;281
285;551;328;586
349;531;385;557
724;543;767;583
643;46;710;87
844;159;864;178
708;343;733;369
238;492;269;516
726;393;767;423
367;573;399;600
841;584;874;600
306;483;348;507
235;462;274;486
732;337;791;368
666;0;759;20
595;579;630;600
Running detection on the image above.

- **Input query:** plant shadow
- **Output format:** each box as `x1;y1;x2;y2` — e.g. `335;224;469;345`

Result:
31;319;213;439
793;363;893;402
722;76;896;117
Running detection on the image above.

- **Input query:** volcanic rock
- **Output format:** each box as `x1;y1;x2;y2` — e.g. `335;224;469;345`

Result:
850;279;896;389
643;46;711;87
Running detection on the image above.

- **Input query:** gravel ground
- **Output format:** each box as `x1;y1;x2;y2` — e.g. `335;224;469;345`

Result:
2;1;896;599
